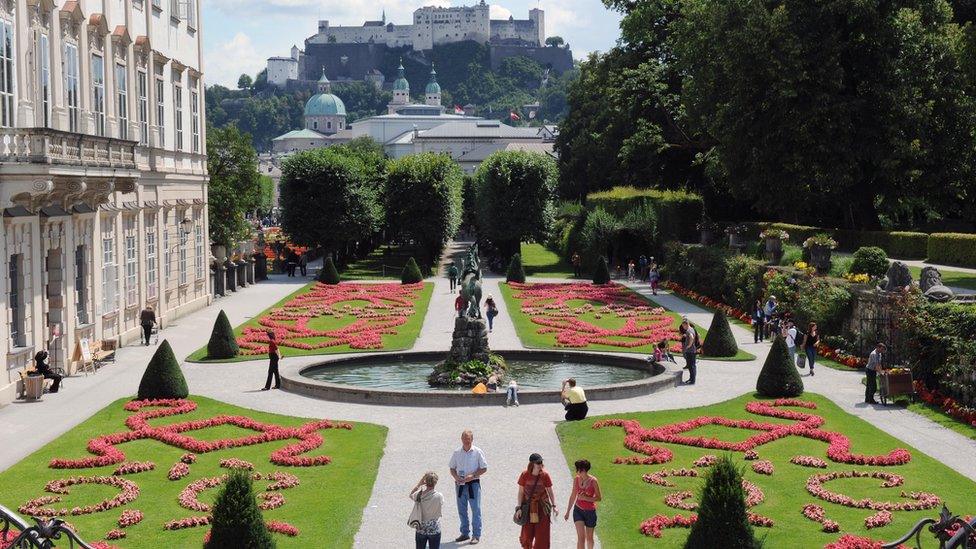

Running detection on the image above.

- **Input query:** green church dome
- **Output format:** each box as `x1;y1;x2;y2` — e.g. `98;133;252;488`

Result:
425;81;441;94
304;93;346;117
393;59;410;92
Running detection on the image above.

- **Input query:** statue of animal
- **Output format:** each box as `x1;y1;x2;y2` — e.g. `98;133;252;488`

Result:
883;261;913;292
920;266;955;303
459;244;483;318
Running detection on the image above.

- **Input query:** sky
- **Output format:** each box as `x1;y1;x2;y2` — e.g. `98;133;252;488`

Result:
201;0;623;87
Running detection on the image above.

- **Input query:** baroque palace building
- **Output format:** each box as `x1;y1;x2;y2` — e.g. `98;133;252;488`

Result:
0;0;209;403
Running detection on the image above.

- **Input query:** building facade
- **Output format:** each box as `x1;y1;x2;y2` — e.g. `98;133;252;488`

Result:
1;0;210;404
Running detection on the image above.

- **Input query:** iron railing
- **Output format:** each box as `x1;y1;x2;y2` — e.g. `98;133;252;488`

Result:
885;505;976;549
0;504;95;548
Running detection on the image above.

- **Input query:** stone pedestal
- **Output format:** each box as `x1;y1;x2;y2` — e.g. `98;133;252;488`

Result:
225;260;237;292
246;258;256;284
236;261;248;287
213;263;226;297
449;316;490;365
254;253;267;281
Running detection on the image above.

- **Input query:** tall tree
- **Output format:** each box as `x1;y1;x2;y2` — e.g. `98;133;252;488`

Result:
207;125;261;247
278;147;384;263
475;150;558;262
237;74;253;91
384;153;464;267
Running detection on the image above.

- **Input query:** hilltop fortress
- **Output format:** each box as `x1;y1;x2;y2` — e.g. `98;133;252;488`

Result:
267;1;572;88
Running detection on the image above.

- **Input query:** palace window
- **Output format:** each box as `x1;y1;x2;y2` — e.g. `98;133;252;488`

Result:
190;88;200;152
194;210;203;279
146;214;157;299
155;76;165;146
38;33;50;127
178;210;187;285
0;20;15;127
124;216;137;305
116;63;128;139
164;212;172;282
9;254;25;347
63;43;80;132
92;54;106;136
75;245;88;324
101;221;118;313
137;71;148;144
174;83;183;150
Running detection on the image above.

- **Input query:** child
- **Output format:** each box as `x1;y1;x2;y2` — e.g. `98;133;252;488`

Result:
506;379;520;407
649;266;660;295
650;340;675;366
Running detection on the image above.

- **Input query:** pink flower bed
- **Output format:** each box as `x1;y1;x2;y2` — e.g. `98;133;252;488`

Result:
802;503;841;532
104;529;125;540
693;455;717;468
805;471;940;511
118;509;143;528
236;282;424;354
864;510;892;529
751;460;774;476
219;458;254;470
594;399;911;467
508;282;682;350
825;534;908;549
112;461;155;476
791;455;828;468
168;462;190;481
18;476;139;517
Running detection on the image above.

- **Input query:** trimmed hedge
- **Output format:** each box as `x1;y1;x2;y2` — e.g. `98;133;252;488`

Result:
506;253;526;283
849;247;889;277
318;257;340;284
401;257;424;284
593;256;611;284
137;340;189;400
756;336;804;397
206;310;239;359
206;470;275;549
684;455;759;549
587;186;703;243
928;233;976;267
745;223;929;259
701;311;739;357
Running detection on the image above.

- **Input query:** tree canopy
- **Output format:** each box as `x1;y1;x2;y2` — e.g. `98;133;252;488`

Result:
207;125;261;247
384;152;464;267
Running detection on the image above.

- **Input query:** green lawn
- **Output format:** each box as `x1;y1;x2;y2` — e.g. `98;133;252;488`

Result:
499;282;754;360
557;392;976;548
341;244;431;280
0;396;386;549
907;265;976;291
907;401;976;442
519;242;575;279
187;282;433;362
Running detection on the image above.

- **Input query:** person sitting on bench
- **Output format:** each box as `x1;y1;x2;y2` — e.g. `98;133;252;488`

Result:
34;350;61;393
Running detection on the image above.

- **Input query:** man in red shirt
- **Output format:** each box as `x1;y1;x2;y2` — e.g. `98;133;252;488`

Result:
455;294;468;318
262;331;281;390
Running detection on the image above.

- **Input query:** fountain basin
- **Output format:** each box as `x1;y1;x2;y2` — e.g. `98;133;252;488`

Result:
284;350;681;407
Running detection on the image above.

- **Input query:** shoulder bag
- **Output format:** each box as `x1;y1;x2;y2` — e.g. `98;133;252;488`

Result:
407;491;424;530
513;473;543;526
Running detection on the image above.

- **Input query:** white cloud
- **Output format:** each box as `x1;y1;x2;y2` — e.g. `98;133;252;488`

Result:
537;0;582;38
489;4;513;19
204;32;265;88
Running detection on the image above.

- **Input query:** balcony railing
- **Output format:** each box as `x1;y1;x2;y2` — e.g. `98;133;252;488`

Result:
0;127;137;170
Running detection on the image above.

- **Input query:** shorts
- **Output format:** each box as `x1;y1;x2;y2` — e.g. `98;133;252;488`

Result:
572;506;597;528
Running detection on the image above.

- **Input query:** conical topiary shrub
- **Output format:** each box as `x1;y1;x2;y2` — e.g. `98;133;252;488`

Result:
137;340;189;400
401;257;423;284
506;253;526;283
701;311;739;357
205;470;275;549
756;335;804;397
593;256;611;284
684;455;759;549
317;256;340;284
206;310;239;359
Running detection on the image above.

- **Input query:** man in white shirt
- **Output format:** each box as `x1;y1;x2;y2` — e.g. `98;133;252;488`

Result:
786;321;798;364
449;430;488;544
864;343;886;404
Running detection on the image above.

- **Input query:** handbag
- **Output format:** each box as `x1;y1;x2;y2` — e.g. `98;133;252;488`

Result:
796;353;806;369
513;473;543;526
407;492;424;530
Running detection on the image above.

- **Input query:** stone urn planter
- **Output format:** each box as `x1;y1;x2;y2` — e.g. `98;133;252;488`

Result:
809;244;833;274
728;233;746;249
212;245;227;262
764;237;783;264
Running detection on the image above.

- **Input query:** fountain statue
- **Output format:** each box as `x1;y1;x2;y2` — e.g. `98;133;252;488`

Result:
919;266;955;303
459;244;483;318
880;261;913;292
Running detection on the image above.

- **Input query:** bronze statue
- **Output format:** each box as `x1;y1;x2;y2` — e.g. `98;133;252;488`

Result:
459;243;483;318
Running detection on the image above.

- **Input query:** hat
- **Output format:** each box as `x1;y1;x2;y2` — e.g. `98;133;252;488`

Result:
529;453;543;464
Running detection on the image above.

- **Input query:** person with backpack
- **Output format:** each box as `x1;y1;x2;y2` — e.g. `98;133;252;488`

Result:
801;322;820;376
484;294;499;332
680;318;701;385
447;262;459;294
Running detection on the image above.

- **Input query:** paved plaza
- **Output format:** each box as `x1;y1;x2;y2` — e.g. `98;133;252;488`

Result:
2;243;975;548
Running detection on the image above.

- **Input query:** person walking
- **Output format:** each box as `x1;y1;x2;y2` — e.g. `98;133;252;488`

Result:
261;331;281;390
639;255;648;282
561;378;588;421
763;295;778;339
571;252;582;278
409;472;444;549
648;266;660;295
752;300;765;343
506;379;520;407
484;295;499;332
680;318;701;385
801;322;820;376
455;294;468;318
786;320;799;365
448;262;459;294
140;305;156;346
299;252;308;276
449;430;487;544
627;259;636;281
33;350;61;393
864;343;886;404
564;459;601;549
516;453;556;549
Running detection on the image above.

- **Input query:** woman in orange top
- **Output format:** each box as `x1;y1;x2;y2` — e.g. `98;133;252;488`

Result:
515;453;556;549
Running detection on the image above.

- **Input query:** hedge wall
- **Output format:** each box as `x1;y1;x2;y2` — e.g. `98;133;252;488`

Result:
587;187;703;243
927;233;976;267
744;223;929;259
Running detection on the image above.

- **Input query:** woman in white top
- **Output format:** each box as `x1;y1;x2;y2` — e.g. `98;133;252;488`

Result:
410;472;444;548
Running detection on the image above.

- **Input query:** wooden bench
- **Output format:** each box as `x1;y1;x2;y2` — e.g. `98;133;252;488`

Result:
73;338;117;375
92;340;117;366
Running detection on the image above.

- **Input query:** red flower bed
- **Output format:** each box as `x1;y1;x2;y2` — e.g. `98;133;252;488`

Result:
219;458;254;470
49;399;352;470
805;471;940;511
18;476;139;517
508;282;682;350
118;509;144;528
236;282;424;355
168;462;190;481
915;381;976;427
752;460;774;476
791;455;828;468
594;399;911;467
825;534;907;549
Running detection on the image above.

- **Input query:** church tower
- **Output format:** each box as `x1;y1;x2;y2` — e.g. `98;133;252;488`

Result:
388;59;411;114
425;64;441;107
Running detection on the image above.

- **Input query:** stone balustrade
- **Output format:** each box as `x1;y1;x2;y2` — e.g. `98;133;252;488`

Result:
0;127;137;169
